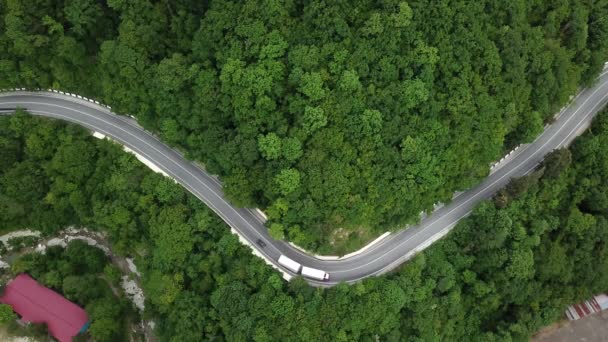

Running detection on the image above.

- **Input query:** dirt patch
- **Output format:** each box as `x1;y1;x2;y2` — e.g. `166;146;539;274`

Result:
324;227;376;256
0;325;39;342
0;230;40;246
533;320;569;340
328;228;347;246
533;311;608;341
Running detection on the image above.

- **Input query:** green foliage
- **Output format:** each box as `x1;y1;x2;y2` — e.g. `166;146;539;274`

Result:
62;275;105;304
0;304;16;324
268;223;285;240
64;239;107;274
4;110;608;341
282;137;302;162
7;235;39;250
86;299;125;342
3;0;606;251
302;106;327;134
1;0;608;335
257;133;282;161
274;168;301;196
104;264;122;287
494;170;544;208
515;111;545;143
299;72;326;101
543;148;573;179
143;270;183;313
148;204;196;271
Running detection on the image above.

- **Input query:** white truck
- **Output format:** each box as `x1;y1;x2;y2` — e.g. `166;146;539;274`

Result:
278;255;302;273
277;255;330;281
301;266;330;281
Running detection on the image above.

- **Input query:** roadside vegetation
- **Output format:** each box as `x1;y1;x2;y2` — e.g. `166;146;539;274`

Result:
2;0;608;252
3;105;608;340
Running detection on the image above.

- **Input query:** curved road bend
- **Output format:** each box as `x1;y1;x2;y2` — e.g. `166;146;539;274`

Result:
2;67;608;286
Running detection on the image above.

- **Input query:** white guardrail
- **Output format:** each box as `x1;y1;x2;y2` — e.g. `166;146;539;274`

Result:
4;87;283;226
1;87;111;109
0;87;529;257
489;145;522;175
1;84;582;281
0;87;299;280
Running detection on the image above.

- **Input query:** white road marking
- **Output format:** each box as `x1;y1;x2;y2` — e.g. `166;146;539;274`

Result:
331;77;608;274
2;73;608;282
5;107;288;274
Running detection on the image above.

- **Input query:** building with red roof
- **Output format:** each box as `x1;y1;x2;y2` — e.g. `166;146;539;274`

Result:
566;293;608;321
0;274;90;342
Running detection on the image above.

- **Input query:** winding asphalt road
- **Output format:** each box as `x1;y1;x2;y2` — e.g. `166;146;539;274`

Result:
2;65;608;286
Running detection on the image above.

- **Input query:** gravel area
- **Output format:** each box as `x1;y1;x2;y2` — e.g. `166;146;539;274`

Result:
534;311;608;341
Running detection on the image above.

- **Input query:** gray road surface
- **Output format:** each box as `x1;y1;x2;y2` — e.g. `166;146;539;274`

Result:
2;66;608;286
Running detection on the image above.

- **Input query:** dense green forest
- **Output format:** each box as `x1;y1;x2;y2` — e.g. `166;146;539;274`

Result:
3;107;608;340
2;0;608;251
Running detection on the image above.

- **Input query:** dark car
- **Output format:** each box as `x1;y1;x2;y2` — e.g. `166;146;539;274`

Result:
256;239;266;248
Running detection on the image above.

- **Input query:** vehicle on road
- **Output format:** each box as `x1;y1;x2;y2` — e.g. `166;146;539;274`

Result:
278;255;302;273
256;239;266;248
3;65;607;286
301;266;330;281
278;255;330;280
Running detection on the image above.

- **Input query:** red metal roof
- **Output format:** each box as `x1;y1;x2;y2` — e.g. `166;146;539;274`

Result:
565;295;608;321
0;274;89;342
